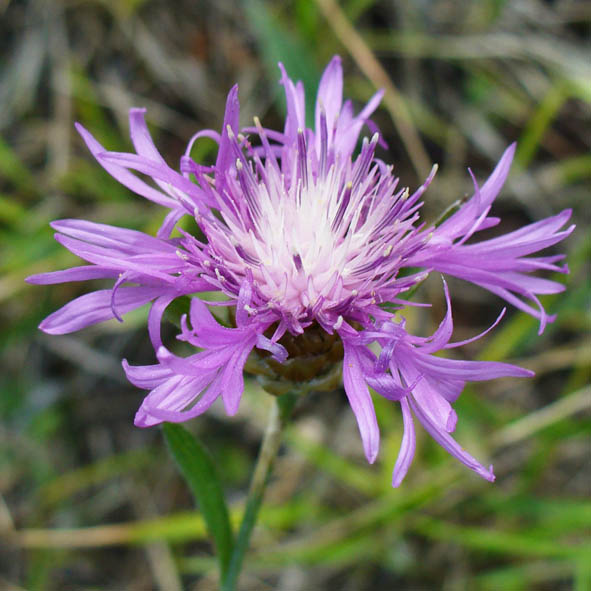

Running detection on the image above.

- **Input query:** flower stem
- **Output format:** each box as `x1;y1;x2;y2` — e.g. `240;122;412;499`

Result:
221;392;297;591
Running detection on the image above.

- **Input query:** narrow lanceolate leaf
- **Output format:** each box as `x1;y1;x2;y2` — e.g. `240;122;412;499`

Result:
163;423;234;574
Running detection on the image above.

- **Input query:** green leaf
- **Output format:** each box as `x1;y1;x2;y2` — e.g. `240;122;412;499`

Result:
163;423;234;574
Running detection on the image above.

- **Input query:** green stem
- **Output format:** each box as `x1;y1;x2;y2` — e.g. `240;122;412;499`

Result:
221;393;296;591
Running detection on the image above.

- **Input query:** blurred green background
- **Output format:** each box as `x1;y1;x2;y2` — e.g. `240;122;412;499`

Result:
1;0;589;589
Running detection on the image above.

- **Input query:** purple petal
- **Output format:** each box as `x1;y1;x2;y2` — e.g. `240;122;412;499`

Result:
479;143;516;209
39;286;164;334
409;398;495;482
445;308;506;349
413;351;533;381
334;89;384;159
256;334;288;363
26;266;119;284
461;210;574;257
134;372;220;427
140;381;221;425
128;107;187;202
98;152;209;211
122;359;174;389
235;275;253;327
53;234;181;280
342;339;380;463
129;108;166;163
436;144;516;240
278;62;306;144
134;373;187;427
148;294;177;349
157;209;185;239
75;123;180;209
423;375;465;403
215;85;240;190
184;298;256;347
418;278;453;354
315;55;343;136
400;359;457;433
159;345;236;373
220;337;257;416
392;397;416;487
51;219;178;254
365;373;409;401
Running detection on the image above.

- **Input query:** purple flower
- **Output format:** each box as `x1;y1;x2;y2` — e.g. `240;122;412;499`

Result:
28;56;574;485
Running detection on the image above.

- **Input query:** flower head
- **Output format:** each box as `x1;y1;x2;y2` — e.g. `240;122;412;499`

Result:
28;56;573;485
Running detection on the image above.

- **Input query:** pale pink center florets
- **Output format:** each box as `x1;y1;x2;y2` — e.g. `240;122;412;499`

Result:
199;128;428;324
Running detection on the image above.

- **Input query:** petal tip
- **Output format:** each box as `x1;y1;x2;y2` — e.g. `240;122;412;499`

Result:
446;410;458;433
391;476;404;488
223;400;240;417
38;319;61;335
367;448;379;465
134;410;153;428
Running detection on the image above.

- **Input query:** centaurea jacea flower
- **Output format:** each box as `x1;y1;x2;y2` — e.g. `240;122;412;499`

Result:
28;56;573;485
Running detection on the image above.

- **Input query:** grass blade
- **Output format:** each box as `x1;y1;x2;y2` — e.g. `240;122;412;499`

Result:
163;423;234;574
